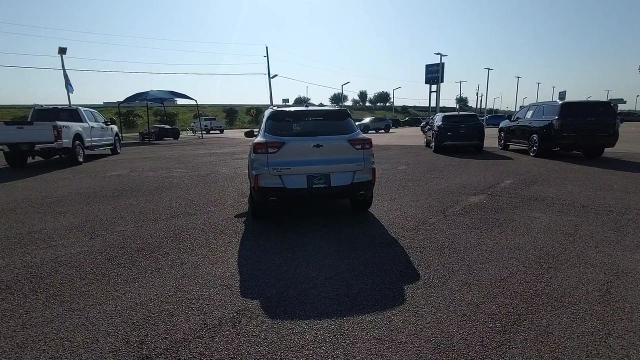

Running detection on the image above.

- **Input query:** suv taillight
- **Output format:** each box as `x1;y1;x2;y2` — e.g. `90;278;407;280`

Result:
52;125;62;142
253;141;284;154
349;138;373;150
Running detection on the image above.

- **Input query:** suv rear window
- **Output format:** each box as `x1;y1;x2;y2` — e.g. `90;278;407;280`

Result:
560;102;615;118
442;114;480;124
31;108;82;123
265;110;357;137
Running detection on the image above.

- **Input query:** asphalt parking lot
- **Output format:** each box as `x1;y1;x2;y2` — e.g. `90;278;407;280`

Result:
1;124;639;358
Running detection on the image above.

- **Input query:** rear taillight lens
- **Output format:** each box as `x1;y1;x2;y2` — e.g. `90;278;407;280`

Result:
252;141;284;154
52;125;62;142
349;138;373;150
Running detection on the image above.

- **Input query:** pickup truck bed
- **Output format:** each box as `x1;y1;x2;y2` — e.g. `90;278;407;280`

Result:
0;121;55;145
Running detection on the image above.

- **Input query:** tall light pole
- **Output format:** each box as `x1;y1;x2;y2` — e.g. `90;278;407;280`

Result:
392;86;401;116
536;82;542;102
635;94;639;111
455;80;466;111
483;67;494;118
492;96;499;114
340;81;350;107
434;52;448;113
522;96;528;107
604;89;611;100
551;86;556;101
514;76;522;112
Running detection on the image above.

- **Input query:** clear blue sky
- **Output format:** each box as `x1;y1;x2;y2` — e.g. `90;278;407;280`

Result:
1;0;639;109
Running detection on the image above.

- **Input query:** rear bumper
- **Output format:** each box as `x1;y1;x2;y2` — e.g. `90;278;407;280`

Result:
254;180;374;200
550;133;618;149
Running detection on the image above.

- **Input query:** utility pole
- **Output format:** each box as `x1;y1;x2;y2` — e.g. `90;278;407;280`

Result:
479;93;483;113
392;86;401;116
551;85;556;101
434;52;448;113
483;67;494;118
536;82;542;102
341;81;350;108
58;46;72;106
265;45;273;106
514;76;522;112
604;89;611;100
475;84;479;113
492;96;499;114
635;94;639;111
455;80;466;111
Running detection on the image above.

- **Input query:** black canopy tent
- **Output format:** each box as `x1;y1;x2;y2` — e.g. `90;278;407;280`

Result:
117;90;203;139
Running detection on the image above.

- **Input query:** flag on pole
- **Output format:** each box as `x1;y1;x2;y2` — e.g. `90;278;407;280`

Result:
63;68;74;94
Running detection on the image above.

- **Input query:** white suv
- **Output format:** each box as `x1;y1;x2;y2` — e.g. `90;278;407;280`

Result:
245;107;375;217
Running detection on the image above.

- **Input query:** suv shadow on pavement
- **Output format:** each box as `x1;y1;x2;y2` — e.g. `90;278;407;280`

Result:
438;148;513;161
237;201;420;320
508;149;640;174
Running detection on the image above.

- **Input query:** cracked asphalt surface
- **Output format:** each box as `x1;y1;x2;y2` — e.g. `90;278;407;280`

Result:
1;125;639;358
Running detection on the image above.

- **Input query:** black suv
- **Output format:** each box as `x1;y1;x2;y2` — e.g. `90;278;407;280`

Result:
424;112;485;153
498;101;619;158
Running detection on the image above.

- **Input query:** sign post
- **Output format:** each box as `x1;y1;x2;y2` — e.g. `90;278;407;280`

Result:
425;62;445;114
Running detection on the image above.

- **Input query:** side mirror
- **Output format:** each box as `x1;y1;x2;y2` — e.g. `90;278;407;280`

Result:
244;129;256;138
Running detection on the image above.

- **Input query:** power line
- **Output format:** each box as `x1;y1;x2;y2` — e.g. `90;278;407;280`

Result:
277;75;357;93
0;51;262;66
0;19;262;46
0;64;265;76
0;30;263;57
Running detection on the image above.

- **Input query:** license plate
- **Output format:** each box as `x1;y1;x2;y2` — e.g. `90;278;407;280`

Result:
307;174;331;188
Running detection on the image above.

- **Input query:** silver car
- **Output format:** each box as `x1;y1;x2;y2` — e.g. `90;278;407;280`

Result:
244;107;375;218
355;117;392;134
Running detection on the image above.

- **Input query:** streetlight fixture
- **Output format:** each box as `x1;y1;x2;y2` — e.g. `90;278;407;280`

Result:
514;76;522;111
483;67;494;118
522;96;528;107
536;82;542;102
340;81;350;107
454;80;466;111
392;86;401;116
586;96;592;100
604;89;612;100
270;74;278;80
434;52;448;113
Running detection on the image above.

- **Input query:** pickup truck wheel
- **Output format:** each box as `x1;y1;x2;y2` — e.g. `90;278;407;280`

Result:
3;151;28;168
384;125;391;133
69;140;85;165
219;129;225;134
110;135;122;155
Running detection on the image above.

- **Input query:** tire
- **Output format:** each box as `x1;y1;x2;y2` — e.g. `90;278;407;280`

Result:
3;151;28;168
173;135;180;140
350;193;373;213
432;134;441;153
528;134;543;157
69;140;85;165
498;131;510;150
249;192;268;219
582;147;605;159
205;129;211;134
362;126;370;134
110;135;122;155
374;129;380;133
383;125;391;133
219;129;225;134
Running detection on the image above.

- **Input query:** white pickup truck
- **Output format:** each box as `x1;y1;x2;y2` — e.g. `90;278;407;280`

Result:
192;116;225;134
0;106;122;168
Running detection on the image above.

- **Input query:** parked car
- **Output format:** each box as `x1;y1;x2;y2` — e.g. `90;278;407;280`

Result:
355;117;392;133
424;112;485;153
0;106;121;168
498;100;619;158
483;114;507;127
139;125;180;141
618;111;640;122
192;116;224;134
244;107;375;217
390;118;401;128
401;117;425;127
